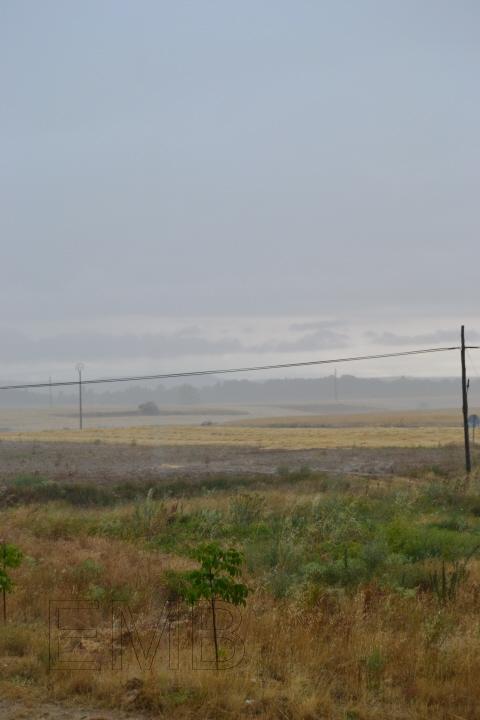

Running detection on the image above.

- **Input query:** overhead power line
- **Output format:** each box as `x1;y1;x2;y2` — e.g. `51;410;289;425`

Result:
0;345;475;392
467;348;480;380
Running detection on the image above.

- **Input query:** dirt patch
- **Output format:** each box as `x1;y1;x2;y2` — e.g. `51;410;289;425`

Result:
0;699;147;720
0;440;467;486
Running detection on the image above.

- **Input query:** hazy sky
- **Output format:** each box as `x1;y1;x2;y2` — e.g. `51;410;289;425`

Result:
1;1;479;382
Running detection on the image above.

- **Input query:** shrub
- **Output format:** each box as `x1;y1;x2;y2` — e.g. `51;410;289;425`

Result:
245;525;306;598
195;508;224;538
426;560;468;604
363;647;386;690
276;465;313;482
385;519;478;562
229;493;266;525
296;464;312;480
417;482;467;512
3;479;112;506
29;508;91;540
362;539;389;576
8;475;49;489
311;497;366;544
70;558;104;591
131;489;168;539
303;555;368;589
87;583;133;606
0;623;32;656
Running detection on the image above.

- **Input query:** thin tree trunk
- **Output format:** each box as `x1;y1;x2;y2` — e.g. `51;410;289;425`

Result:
210;594;219;671
1;542;6;624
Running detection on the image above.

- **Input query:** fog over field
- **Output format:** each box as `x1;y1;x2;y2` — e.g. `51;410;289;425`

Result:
1;1;479;386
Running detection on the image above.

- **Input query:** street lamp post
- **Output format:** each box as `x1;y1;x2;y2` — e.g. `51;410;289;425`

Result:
76;363;85;430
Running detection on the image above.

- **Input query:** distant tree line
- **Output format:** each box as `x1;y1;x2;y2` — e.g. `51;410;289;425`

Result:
0;375;476;408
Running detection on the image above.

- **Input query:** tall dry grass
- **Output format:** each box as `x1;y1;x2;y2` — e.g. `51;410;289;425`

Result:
2;480;480;719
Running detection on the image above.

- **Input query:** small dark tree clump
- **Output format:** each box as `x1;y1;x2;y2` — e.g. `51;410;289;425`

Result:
138;401;160;416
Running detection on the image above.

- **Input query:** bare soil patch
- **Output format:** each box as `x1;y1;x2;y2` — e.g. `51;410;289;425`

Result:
0;439;466;486
0;699;147;720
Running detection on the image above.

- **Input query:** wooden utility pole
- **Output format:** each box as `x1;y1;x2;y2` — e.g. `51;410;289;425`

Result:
461;325;471;474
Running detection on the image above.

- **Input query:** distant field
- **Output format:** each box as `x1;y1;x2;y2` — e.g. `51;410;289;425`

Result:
0;406;253;433
0;422;464;449
231;408;466;428
0;405;473;435
0;404;318;433
0;407;472;451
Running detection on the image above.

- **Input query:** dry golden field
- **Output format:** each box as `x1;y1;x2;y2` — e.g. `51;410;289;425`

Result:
0;421;465;450
231;408;466;428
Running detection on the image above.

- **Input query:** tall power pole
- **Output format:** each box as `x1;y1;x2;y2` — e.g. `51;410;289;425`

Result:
461;326;471;474
76;363;84;430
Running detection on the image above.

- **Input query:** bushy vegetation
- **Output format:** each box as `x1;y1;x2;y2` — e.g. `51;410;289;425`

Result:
3;465;480;717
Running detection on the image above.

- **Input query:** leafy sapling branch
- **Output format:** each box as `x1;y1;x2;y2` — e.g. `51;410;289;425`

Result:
0;540;23;624
179;542;249;670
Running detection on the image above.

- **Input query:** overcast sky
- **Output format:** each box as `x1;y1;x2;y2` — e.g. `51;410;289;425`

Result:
1;1;479;383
